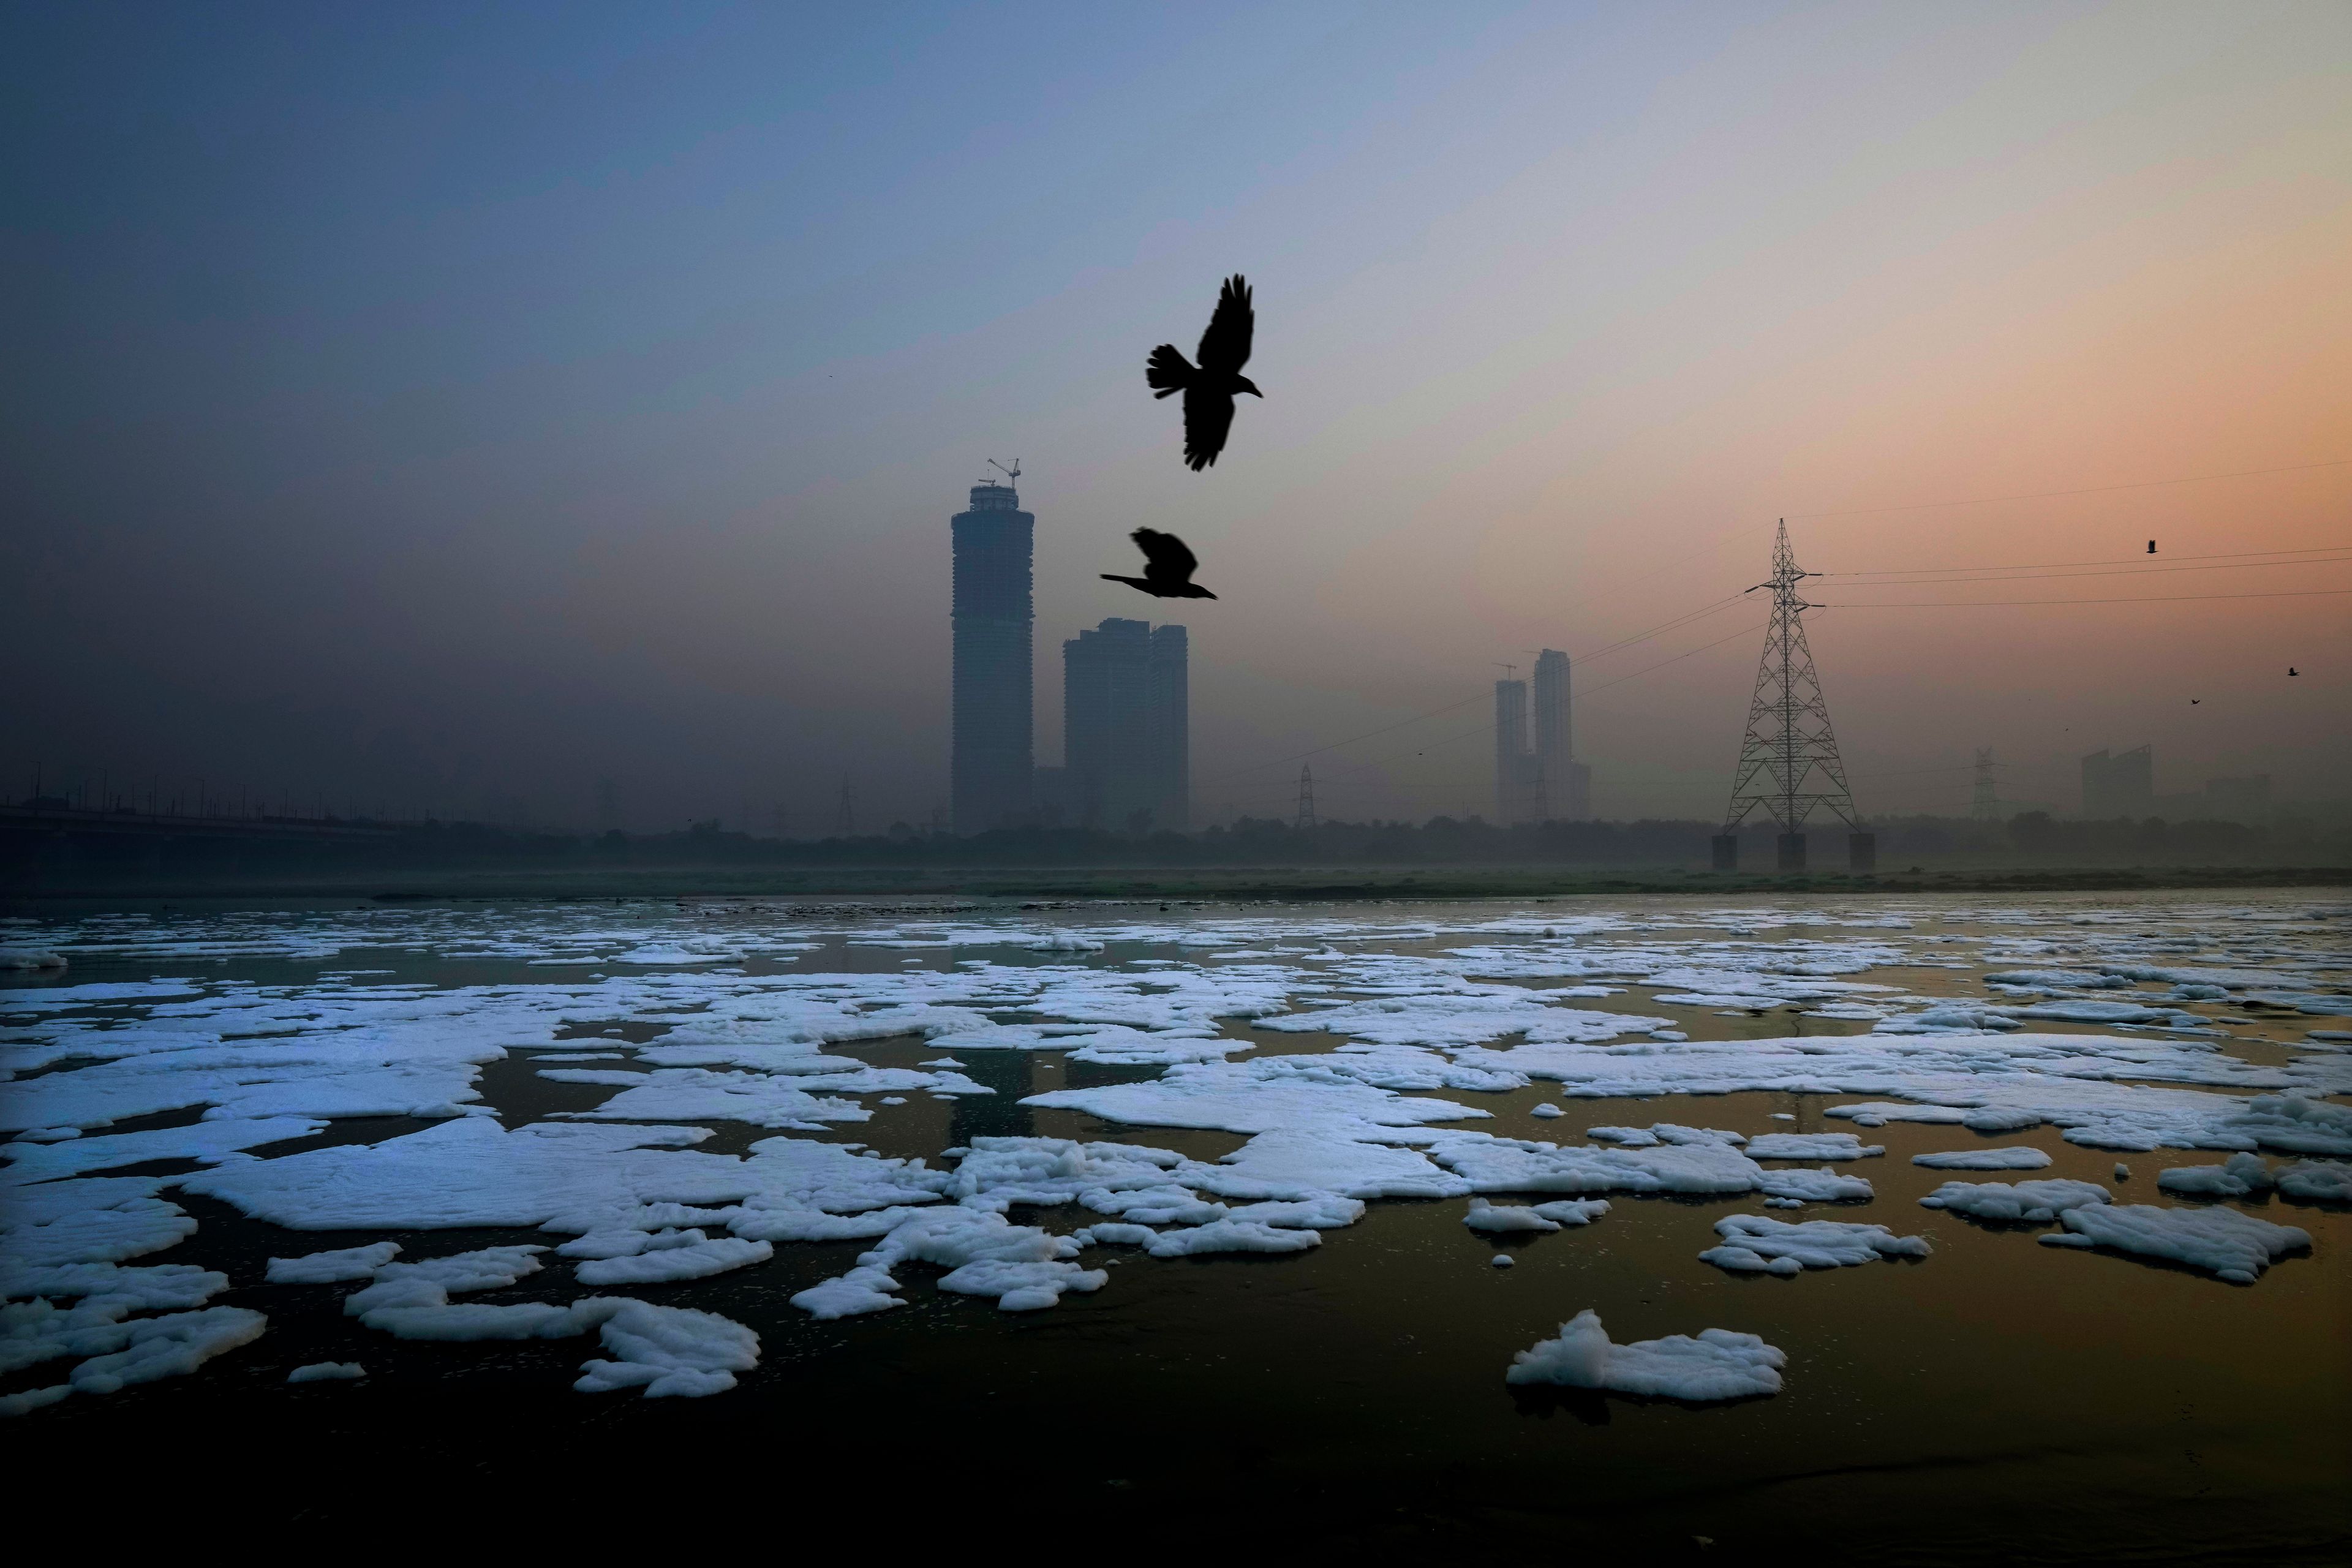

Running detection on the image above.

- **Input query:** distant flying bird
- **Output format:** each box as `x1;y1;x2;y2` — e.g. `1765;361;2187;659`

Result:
1147;275;1260;470
2289;667;2299;676
2190;698;2201;704
1101;528;1218;598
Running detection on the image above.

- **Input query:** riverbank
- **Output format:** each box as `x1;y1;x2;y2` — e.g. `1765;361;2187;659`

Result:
5;860;2349;911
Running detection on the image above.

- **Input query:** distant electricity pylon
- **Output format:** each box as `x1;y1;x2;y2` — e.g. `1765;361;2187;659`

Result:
1294;764;1318;830
1718;521;1868;873
836;777;854;837
1970;748;2002;821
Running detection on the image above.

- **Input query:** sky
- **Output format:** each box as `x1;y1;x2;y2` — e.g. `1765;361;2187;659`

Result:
6;1;2348;832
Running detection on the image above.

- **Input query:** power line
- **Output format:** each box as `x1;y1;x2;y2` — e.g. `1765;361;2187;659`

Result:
1531;458;2350;630
1787;456;2352;519
1325;619;1770;782
1830;543;2352;577
1817;587;2352;608
1196;454;2345;793
1822;553;2352;589
1192;594;1754;786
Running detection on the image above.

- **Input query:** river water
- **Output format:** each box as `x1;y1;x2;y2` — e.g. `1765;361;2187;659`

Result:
2;891;2345;1558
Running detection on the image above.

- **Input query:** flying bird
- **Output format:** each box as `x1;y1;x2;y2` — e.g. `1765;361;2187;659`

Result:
1101;528;1218;599
1147;274;1260;470
2190;698;2201;705
2289;667;2299;676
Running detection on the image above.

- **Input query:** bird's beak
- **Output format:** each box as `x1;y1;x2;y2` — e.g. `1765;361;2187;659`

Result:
1240;380;1262;398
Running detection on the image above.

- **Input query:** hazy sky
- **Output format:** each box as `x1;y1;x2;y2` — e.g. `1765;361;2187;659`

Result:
7;2;2348;831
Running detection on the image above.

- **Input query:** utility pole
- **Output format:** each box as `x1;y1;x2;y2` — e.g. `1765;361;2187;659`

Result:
1294;764;1318;831
1717;521;1868;873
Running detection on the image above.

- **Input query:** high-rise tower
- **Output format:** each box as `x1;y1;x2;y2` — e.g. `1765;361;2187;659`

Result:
951;472;1034;833
1493;676;1531;822
1531;649;1591;820
1494;649;1590;824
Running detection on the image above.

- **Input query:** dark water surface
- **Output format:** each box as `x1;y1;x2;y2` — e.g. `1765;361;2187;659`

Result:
4;894;2345;1558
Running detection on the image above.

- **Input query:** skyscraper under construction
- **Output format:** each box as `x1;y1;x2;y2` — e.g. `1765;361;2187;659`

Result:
950;473;1034;833
1496;649;1589;823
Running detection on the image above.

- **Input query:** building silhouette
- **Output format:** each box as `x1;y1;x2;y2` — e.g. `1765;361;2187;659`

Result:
1063;618;1188;832
2202;774;2271;821
2081;745;2154;819
1494;676;1533;823
950;478;1035;833
1531;649;1590;820
1496;649;1589;823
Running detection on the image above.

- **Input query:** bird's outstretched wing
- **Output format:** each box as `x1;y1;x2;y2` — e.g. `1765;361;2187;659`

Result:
1181;386;1234;470
1133;527;1197;582
1196;274;1253;374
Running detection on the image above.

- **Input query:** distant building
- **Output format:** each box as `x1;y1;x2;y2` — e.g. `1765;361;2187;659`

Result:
1063;618;1188;832
2081;745;2154;818
951;479;1034;833
1531;649;1591;820
1496;650;1589;823
1031;766;1072;829
2203;774;2272;821
1494;677;1533;823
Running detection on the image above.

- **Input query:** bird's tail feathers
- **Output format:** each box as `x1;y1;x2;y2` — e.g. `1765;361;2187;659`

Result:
1146;344;1193;396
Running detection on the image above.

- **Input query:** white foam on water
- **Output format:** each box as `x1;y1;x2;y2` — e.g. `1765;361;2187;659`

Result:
1463;1197;1608;1233
2156;1152;2275;1197
4;1117;328;1183
1744;1133;1883;1161
287;1361;365;1381
1912;1147;2052;1170
1506;1310;1784;1401
790;1266;903;1320
1919;1178;2112;1224
2276;1160;2352;1203
2041;1202;2312;1283
573;1232;773;1286
343;1245;549;1314
6;894;2342;1406
1698;1215;1931;1275
266;1242;402;1284
7;1304;271;1411
0;1261;228;1311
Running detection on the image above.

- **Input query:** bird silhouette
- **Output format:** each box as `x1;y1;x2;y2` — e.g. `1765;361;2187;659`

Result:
2289;667;2299;676
1101;527;1218;598
1147;275;1259;470
2190;698;2201;705
2147;540;2157;554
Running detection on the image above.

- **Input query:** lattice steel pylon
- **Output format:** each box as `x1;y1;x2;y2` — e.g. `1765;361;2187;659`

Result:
1724;521;1860;837
1294;764;1318;830
1969;748;2000;820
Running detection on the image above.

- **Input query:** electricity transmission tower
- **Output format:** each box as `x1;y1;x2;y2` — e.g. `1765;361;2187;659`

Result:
836;777;854;837
1294;764;1318;830
1969;748;2001;820
1717;521;1868;873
